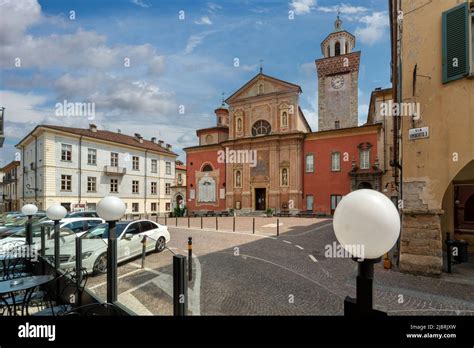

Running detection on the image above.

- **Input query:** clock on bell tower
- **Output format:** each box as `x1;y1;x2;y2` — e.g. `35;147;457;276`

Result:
315;16;360;131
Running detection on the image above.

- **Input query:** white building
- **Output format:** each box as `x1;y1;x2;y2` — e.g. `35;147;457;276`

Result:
16;124;177;215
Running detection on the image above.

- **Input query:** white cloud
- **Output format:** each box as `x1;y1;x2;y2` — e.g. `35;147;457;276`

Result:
299;62;315;76
0;90;48;124
290;0;316;15
131;0;150;8
184;31;216;54
317;3;368;15
355;12;389;45
207;3;222;13
0;0;41;45
195;16;213;25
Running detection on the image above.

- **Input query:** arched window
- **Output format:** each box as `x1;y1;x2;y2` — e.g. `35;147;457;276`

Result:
234;170;242;188
205;134;213;144
258;83;264;95
202;164;213;172
327;45;330;57
335;41;341;56
252;120;271;136
281;111;288;127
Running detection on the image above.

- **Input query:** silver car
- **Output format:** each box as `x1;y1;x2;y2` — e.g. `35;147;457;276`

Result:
47;220;171;275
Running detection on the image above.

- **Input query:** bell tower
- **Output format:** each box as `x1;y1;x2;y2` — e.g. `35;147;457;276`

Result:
315;15;360;131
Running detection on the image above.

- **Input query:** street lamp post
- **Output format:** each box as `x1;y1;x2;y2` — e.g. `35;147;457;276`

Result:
333;189;400;318
21;204;38;246
46;205;67;271
97;196;126;304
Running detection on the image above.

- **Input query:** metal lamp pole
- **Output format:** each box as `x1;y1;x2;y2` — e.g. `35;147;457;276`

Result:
107;220;118;303
53;219;60;270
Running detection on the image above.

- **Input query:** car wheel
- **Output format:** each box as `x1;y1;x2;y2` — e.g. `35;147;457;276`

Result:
155;237;166;252
93;253;107;275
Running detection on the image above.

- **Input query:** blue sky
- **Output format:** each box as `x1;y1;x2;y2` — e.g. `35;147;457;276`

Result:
0;0;391;164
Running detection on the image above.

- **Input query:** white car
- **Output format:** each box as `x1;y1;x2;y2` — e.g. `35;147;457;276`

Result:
0;217;105;253
48;219;170;275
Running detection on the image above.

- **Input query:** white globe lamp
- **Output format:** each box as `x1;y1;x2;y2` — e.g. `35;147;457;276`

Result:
333;189;400;318
97;196;126;222
21;204;38;216
46;205;67;221
333;189;400;259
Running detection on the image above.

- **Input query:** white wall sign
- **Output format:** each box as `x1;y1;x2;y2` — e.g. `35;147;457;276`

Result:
220;188;225;199
408;127;429;140
190;189;195;200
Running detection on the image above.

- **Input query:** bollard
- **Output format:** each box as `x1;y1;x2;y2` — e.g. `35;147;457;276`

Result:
54;220;60;271
176;217;178;227
173;255;188;316
201;216;203;229
233;217;235;232
156;214;158;223
40;226;46;257
75;236;83;288
277;218;280;236
165;215;167;226
216;216;218;230
141;235;147;269
188;216;190;228
188;237;193;282
253;218;255;234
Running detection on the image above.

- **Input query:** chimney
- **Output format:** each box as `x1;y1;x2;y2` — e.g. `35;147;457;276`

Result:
151;137;157;143
158;140;164;146
117;129;121;134
89;124;97;133
166;143;172;150
134;133;143;143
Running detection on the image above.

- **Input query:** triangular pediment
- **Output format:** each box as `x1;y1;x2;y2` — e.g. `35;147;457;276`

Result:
225;73;302;104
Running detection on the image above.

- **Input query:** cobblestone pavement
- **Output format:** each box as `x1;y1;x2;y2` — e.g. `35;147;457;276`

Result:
85;218;474;316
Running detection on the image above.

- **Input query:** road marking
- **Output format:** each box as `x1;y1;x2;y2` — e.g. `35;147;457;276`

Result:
262;222;283;228
169;226;277;239
283;221;332;237
118;293;153;315
295;245;304;250
89;268;143;290
309;254;318;262
283;240;292;244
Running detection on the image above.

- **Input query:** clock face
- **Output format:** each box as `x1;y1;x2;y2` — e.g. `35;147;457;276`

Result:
331;75;345;89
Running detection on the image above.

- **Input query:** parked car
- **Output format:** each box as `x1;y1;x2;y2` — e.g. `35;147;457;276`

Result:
0;212;23;225
0;217;105;252
66;211;99;218
0;213;47;236
47;219;170;275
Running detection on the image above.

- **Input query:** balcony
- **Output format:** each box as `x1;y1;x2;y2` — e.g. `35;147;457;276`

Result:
2;175;15;183
103;165;126;176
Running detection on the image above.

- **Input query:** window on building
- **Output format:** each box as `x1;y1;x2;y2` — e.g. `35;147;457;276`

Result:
202;164;213;172
132;180;139;194
360;149;370;169
165;203;171;211
442;2;471;83
234;170;242;188
87;148;97;165
87;177;96;192
61;144;72;161
151;159;157;173
151;182;157;194
205;134;213;144
110;179;118;193
335;41;341;56
110;152;118;167
305;154;314;173
61;175;72;191
331;152;341;171
335;121;340;129
177;173;183;184
132;203;139;212
132;156;139;170
258;83;264;94
281;111;288;127
330;195;342;213
306;195;314;211
327;45;330;57
165;183;171;195
151;202;157;211
166;162;171;175
251;120;271;136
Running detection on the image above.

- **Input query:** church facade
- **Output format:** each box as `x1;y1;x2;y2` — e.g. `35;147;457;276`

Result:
185;19;384;215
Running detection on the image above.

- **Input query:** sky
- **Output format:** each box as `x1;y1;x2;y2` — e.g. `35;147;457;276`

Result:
0;0;391;165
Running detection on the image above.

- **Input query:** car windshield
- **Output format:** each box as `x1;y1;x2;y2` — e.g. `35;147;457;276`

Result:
13;221;54;238
81;223;127;239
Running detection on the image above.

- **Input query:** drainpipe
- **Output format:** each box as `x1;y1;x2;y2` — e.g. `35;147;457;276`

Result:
78;136;83;205
144;150;148;215
22;146;25;205
33;135;38;204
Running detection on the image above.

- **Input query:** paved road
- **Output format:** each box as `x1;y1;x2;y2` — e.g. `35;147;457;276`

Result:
86;220;474;316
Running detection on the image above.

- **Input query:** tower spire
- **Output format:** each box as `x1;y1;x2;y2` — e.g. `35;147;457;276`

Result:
335;10;342;31
259;59;263;73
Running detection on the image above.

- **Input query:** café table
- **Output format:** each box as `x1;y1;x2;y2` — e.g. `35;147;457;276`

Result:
0;275;54;316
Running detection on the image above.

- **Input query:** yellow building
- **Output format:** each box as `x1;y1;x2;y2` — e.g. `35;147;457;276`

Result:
390;0;474;275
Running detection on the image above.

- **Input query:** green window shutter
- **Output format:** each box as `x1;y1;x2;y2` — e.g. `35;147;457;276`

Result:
442;2;470;83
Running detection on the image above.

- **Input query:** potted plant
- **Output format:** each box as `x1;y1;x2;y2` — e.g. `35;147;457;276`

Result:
265;208;273;217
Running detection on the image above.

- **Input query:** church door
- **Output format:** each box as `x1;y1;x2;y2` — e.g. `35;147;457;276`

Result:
255;188;266;211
